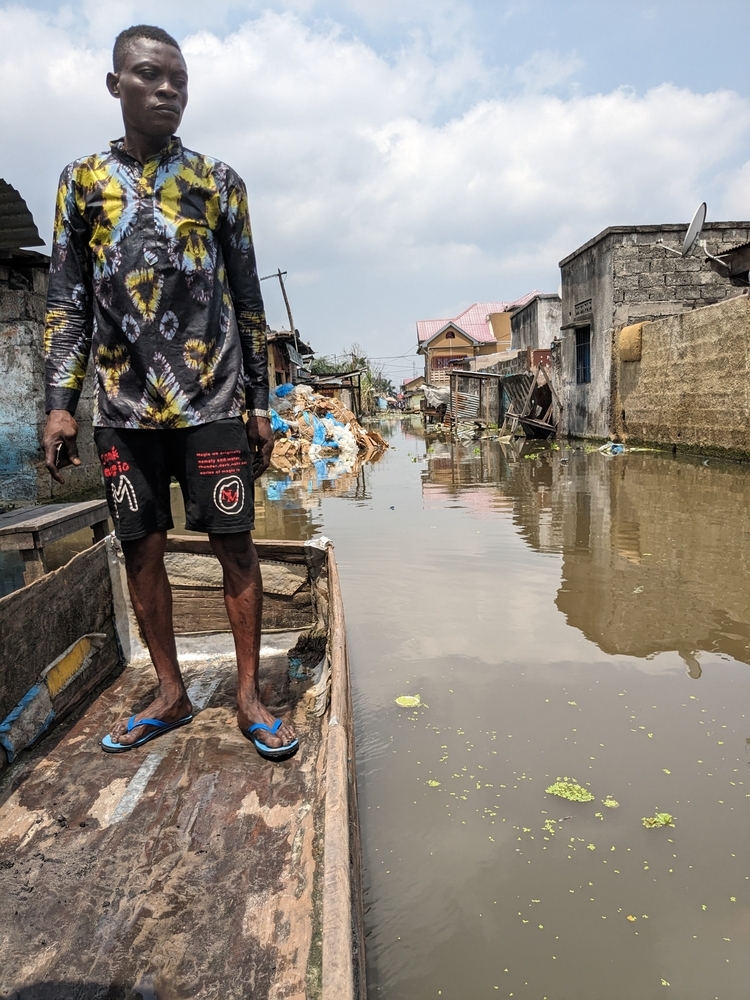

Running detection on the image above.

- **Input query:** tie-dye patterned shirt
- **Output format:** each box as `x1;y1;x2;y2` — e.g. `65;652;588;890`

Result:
44;137;269;428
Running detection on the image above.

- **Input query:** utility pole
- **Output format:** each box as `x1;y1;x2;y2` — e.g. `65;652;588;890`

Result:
260;269;298;352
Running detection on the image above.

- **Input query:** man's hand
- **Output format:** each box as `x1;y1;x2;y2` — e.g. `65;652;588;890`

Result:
42;410;81;485
246;414;274;481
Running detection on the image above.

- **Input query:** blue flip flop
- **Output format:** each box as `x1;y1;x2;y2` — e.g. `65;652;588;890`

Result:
246;718;299;760
101;714;193;753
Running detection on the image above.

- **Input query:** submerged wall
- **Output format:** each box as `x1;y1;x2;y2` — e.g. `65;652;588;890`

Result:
612;293;750;458
0;261;100;505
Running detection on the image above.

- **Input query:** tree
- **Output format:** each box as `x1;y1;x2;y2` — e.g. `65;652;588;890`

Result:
309;343;396;409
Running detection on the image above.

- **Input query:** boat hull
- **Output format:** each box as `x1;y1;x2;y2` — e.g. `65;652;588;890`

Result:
0;536;364;1000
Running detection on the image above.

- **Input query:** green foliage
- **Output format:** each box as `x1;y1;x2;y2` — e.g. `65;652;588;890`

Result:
642;812;674;828
602;797;620;808
545;778;595;802
309;342;396;408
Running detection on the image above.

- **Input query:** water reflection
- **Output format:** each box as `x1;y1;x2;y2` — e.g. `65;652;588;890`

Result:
423;443;750;671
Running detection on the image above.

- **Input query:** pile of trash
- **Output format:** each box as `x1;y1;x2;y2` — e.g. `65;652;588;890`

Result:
268;384;387;474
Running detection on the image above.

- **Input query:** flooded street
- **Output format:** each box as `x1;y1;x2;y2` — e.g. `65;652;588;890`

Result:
3;418;749;999
256;418;750;1000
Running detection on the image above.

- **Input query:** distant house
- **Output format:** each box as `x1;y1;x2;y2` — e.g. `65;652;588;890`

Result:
557;222;750;439
510;293;561;352
416;296;538;385
266;329;314;388
402;375;426;411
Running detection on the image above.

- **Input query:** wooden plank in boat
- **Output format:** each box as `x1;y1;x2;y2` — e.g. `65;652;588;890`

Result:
171;585;315;633
166;534;308;564
0;541;116;723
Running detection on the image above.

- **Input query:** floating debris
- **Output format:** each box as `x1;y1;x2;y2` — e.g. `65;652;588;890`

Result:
545;778;595;802
426;779;441;787
627;915;637;922
395;695;422;708
642;812;675;828
602;797;620;809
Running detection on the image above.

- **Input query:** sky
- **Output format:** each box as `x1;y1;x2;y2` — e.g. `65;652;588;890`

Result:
2;1;750;384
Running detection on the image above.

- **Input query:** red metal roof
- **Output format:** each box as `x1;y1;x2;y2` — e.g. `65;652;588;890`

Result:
416;293;541;345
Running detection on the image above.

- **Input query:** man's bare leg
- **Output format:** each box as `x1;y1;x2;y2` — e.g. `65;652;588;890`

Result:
110;531;192;745
209;531;296;749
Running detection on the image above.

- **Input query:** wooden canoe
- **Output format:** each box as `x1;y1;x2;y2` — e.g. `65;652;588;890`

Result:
0;535;365;1000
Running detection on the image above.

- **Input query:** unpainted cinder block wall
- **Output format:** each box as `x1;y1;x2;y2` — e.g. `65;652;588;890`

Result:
558;223;750;440
612;293;750;458
0;263;101;505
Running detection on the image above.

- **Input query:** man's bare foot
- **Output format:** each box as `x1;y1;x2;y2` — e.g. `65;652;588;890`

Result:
238;696;296;749
110;686;193;746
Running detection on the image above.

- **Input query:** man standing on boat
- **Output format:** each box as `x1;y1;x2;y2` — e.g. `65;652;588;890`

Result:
41;24;298;760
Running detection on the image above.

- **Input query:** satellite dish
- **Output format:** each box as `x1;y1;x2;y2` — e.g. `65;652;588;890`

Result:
682;202;706;257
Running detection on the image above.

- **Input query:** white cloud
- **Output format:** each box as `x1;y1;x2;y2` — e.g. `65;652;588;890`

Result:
513;49;584;92
1;5;749;362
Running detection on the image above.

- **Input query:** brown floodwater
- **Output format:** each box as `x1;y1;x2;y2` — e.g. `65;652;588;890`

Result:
3;417;750;998
249;418;750;1000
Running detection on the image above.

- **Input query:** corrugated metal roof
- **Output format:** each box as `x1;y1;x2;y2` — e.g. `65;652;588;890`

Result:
0;179;44;252
416;292;541;344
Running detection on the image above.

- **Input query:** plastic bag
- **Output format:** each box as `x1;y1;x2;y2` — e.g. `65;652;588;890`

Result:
269;408;289;434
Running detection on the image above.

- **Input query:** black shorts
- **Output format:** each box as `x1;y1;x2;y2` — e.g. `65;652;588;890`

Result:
94;418;255;541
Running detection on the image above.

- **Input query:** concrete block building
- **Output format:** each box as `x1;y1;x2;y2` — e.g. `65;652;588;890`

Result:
510;292;561;352
556;223;750;439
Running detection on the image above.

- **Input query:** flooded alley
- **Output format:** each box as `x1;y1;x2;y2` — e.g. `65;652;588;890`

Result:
257;417;750;1000
2;415;749;1000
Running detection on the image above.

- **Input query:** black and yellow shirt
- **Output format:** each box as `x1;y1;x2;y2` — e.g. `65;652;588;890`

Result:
44;137;269;428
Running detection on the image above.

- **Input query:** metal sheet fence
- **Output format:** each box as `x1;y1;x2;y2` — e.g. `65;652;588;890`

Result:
448;372;501;424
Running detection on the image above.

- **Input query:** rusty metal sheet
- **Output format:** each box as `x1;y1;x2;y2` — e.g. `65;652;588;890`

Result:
453;390;480;419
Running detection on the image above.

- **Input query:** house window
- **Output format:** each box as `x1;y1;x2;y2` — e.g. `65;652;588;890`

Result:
431;355;467;369
575;326;591;384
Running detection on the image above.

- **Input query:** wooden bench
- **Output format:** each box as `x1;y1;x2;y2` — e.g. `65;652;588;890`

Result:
0;501;110;584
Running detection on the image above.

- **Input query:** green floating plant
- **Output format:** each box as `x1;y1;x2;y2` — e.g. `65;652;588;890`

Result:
545;778;595;802
395;695;422;708
642;812;674;828
602;797;620;809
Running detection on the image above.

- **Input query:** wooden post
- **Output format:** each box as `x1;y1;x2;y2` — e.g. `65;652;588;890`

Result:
92;519;109;543
20;547;47;585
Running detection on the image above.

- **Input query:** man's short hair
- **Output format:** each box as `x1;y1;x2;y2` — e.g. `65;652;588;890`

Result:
113;25;182;72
